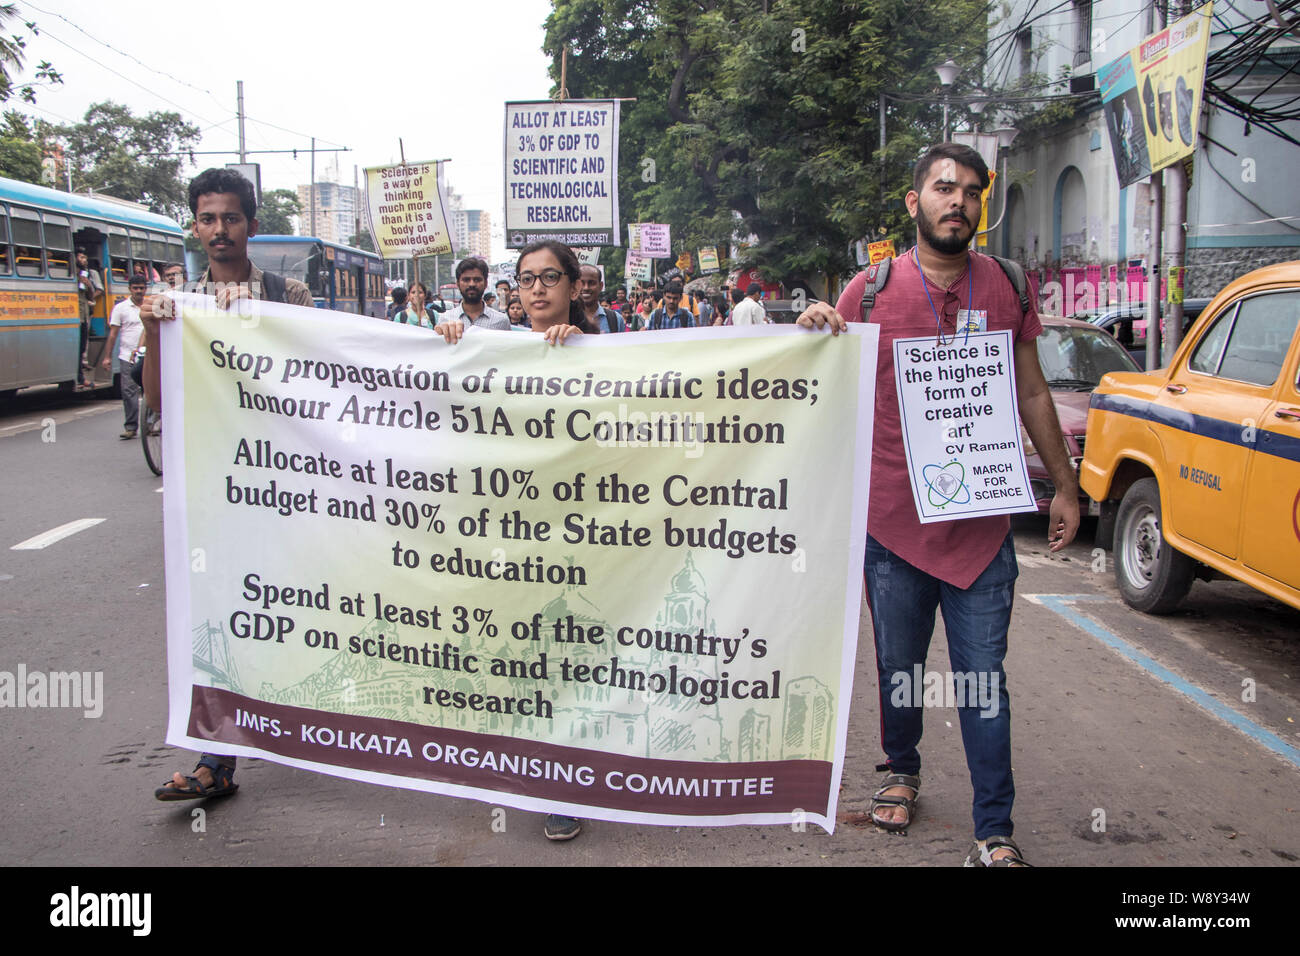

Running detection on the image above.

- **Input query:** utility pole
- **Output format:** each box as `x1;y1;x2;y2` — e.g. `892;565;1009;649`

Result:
310;136;317;238
400;138;418;288
1162;0;1191;364
1144;0;1165;372
237;81;247;164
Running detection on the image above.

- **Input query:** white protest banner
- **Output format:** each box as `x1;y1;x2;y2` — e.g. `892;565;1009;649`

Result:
637;223;670;258
893;330;1036;523
363;161;454;259
573;247;601;267
504;99;620;248
625;251;652;282
161;295;878;832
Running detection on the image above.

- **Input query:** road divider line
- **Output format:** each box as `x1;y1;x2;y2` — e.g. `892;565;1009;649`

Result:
10;518;107;550
0;420;39;434
1023;593;1300;770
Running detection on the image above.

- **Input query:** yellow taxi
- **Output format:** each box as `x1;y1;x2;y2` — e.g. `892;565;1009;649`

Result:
1080;261;1300;613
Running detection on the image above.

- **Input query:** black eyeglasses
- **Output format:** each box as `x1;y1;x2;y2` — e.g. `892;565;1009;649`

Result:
517;269;564;288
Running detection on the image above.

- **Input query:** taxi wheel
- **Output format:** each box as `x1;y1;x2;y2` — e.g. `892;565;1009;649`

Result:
1114;478;1195;614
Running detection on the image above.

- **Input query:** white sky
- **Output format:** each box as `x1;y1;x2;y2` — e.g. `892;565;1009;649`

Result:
18;0;556;260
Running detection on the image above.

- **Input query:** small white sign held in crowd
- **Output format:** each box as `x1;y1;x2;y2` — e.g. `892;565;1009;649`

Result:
893;330;1036;523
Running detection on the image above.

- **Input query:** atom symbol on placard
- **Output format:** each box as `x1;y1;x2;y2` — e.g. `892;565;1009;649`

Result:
924;460;971;509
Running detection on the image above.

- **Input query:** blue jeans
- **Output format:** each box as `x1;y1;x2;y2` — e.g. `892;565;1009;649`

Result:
864;531;1018;840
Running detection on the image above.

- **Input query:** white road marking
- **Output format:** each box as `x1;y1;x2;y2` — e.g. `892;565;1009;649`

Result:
0;420;39;434
11;518;107;550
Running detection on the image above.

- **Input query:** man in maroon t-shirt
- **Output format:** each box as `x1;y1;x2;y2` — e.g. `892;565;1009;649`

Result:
798;143;1078;866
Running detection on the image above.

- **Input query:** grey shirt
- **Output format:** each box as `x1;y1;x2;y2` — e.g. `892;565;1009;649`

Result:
437;303;511;331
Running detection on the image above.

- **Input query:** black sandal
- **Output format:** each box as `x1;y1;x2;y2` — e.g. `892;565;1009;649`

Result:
963;835;1032;867
868;770;920;832
154;756;238;801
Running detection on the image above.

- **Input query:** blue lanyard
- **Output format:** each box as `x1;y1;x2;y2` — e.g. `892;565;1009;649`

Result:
913;249;974;346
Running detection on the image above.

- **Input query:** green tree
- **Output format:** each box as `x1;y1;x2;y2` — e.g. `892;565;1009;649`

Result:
544;0;988;288
348;229;375;252
258;188;301;234
0;108;40;181
0;4;61;104
52;101;201;221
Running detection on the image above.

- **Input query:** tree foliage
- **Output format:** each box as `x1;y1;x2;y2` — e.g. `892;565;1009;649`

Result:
543;0;988;287
0;108;41;181
0;4;61;104
50;101;201;221
258;188;301;234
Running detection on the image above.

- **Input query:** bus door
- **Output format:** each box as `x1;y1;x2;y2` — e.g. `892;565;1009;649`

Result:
352;264;365;315
73;225;108;318
90;229;135;381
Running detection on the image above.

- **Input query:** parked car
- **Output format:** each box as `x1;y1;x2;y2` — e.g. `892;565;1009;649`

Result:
1072;298;1210;367
1080;261;1300;613
1023;315;1144;515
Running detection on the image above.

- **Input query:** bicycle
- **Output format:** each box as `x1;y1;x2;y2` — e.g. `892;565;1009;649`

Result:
134;347;162;476
140;395;162;476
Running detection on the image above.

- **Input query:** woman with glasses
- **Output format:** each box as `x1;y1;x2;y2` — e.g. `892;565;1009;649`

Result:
433;240;586;345
428;239;586;842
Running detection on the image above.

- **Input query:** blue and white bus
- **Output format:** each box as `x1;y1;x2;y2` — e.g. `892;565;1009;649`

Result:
247;235;386;319
0;175;186;399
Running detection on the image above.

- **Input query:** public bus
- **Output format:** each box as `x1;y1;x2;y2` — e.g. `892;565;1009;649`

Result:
0;175;186;399
247;235;385;319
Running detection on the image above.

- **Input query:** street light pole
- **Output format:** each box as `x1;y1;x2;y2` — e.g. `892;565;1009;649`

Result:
935;59;961;141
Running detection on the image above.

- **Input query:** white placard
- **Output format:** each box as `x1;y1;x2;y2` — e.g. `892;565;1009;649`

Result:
893;330;1036;523
504;99;620;247
636;223;670;258
625;251;652;282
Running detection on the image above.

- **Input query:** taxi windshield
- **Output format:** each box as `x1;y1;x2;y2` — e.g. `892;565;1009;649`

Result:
1037;326;1141;389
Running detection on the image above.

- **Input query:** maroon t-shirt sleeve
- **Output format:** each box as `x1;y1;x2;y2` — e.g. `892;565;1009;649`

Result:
835;270;870;323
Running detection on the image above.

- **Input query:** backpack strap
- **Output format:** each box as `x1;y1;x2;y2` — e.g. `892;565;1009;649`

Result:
260;269;288;304
989;254;1031;316
858;257;892;323
855;254;1030;322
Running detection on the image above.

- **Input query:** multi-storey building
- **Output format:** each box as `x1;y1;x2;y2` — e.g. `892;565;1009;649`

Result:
983;1;1300;299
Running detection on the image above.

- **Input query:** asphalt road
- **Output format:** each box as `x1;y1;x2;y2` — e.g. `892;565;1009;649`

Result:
1;387;1297;867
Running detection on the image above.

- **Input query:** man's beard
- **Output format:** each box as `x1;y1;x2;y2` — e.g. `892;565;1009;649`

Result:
916;206;973;255
461;287;483;305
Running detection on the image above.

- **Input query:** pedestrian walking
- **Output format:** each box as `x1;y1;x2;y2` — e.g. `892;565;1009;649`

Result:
796;142;1079;866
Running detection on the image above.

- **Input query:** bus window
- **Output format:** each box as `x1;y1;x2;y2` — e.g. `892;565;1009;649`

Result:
130;232;150;278
109;231;130;282
11;207;43;277
44;213;72;279
166;239;185;268
149;232;173;276
0;213;10;275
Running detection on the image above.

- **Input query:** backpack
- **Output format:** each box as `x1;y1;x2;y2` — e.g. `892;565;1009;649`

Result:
858;254;1030;323
598;306;625;333
651;307;689;330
